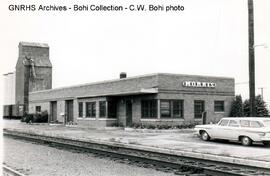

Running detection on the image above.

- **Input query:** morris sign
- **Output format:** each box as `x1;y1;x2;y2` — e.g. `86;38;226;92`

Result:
182;81;216;88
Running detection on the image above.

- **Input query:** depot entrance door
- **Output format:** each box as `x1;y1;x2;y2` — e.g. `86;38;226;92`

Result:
50;101;57;122
126;100;132;127
66;100;74;123
194;100;205;120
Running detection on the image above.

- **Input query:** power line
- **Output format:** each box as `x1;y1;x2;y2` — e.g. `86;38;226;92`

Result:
235;81;249;85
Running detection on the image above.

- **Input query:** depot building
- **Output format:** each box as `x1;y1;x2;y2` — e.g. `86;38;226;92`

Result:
29;72;235;128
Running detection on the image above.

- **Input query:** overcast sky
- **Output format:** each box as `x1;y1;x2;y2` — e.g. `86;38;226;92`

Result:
1;0;270;111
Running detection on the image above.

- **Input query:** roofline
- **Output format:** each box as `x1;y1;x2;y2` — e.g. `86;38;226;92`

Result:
30;73;159;94
29;72;234;94
158;73;235;80
19;41;49;48
76;88;158;98
222;117;270;119
3;71;15;76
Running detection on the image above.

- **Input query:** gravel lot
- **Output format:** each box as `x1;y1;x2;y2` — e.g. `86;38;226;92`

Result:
4;137;176;176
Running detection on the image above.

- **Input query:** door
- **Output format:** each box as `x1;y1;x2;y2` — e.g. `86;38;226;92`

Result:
51;101;57;122
66;100;74;122
126;100;132;127
194;100;205;119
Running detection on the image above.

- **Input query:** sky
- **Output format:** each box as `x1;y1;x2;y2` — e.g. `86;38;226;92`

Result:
0;0;270;112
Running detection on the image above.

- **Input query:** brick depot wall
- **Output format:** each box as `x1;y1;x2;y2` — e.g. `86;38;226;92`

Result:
118;95;157;126
29;100;67;123
76;97;118;127
28;73;234;127
29;102;50;115
157;92;233;124
158;74;234;95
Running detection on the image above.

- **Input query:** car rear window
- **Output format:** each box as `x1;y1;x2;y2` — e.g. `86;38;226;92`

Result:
250;121;262;128
263;120;270;127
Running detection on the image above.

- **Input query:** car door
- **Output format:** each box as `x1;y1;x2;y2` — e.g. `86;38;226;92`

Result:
211;119;229;139
225;120;241;140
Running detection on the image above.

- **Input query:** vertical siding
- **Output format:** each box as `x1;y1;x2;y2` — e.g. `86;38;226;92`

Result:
3;72;16;105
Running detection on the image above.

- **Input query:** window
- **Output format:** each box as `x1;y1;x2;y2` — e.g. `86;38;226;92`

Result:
172;100;184;118
36;106;41;113
141;100;157;118
99;101;106;118
228;120;239;127
160;100;184;118
219;119;229;126
240;120;249;127
250;121;262;128
108;101;117;118
78;102;83;117
263;120;270;127
214;101;224;112
86;102;96;118
161;101;171;118
194;100;204;119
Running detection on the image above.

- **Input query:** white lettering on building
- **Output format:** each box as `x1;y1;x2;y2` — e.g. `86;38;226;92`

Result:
182;81;216;88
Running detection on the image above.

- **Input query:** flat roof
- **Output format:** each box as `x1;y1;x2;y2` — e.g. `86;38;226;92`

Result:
3;72;15;76
29;73;235;102
30;73;234;94
19;41;49;48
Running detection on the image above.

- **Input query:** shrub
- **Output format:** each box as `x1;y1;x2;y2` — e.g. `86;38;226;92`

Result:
21;110;48;123
131;123;141;128
23;113;34;123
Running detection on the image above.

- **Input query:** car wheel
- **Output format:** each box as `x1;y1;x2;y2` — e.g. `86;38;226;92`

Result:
263;142;270;147
201;131;210;141
241;136;252;146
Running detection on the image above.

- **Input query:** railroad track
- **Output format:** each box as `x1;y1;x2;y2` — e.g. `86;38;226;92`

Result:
3;164;26;176
4;129;270;176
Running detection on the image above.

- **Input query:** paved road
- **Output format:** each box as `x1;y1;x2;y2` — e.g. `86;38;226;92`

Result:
4;137;176;176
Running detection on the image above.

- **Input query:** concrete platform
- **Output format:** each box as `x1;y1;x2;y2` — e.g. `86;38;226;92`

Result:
3;120;270;169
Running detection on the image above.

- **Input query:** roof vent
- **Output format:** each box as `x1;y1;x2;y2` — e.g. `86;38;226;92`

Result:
120;72;127;79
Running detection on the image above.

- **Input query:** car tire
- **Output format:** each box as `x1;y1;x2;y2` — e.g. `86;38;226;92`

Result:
201;131;210;141
263;142;270;147
241;136;252;146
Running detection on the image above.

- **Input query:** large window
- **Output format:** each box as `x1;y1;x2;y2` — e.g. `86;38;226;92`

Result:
86;102;96;118
141;100;157;118
214;101;224;112
108;101;117;118
160;100;184;118
78;102;83;117
99;101;106;118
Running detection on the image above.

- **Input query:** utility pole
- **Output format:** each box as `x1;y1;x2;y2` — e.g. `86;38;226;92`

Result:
248;0;256;117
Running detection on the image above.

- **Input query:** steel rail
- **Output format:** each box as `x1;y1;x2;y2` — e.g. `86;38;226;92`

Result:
3;164;26;176
3;130;270;176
